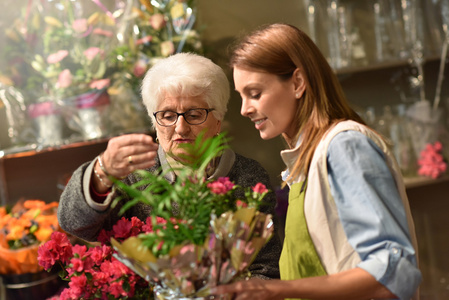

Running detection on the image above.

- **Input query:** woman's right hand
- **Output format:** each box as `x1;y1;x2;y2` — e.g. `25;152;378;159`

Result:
102;133;159;178
92;134;159;192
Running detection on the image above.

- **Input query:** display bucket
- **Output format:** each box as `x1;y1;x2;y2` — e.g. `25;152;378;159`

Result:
0;268;64;300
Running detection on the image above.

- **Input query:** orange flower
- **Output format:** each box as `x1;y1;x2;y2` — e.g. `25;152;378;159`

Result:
23;199;47;209
35;214;58;228
34;227;55;242
6;224;27;241
0;207;6;218
0;200;59;249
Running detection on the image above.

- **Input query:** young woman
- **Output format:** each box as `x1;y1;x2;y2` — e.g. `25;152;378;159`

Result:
213;23;421;300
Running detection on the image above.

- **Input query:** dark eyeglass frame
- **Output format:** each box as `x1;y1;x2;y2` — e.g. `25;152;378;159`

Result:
153;108;215;127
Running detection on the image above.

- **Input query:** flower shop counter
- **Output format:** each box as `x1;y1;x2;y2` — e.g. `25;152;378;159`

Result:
0;138;109;206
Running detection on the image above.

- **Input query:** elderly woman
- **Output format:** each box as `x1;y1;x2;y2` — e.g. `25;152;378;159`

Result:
57;52;281;279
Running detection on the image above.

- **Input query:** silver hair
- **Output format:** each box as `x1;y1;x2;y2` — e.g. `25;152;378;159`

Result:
141;53;230;127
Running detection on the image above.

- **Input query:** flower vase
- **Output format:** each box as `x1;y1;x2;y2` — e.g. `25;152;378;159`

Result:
0;267;64;300
75;90;110;140
28;101;64;146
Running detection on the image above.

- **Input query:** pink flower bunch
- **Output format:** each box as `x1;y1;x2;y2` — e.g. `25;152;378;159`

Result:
47;50;69;64
24;4;117;100
252;182;269;194
38;217;154;300
83;47;105;61
37;231;72;270
417;141;447;179
207;177;269;209
207;177;235;195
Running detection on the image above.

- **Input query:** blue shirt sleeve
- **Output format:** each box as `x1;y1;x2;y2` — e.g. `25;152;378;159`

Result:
327;130;422;299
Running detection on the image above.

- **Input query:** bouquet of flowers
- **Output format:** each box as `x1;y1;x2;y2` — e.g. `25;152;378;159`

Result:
417;141;447;178
0;0;124;145
0;0;203;148
0;199;59;274
38;217;153;300
109;133;274;299
2;0;119;102
109;0;203;95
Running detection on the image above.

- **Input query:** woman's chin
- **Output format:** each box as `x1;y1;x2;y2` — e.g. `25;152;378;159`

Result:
259;131;276;140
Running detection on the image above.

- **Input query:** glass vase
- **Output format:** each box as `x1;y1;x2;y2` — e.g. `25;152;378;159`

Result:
28;100;64;147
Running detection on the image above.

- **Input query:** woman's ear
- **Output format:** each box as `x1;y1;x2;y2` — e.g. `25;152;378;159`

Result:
293;68;306;99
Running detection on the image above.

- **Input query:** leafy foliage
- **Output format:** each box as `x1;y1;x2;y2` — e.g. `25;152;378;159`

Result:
112;132;238;257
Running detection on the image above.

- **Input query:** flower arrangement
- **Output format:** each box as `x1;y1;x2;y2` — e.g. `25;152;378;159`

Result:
0;199;59;274
1;0;119;102
37;133;274;299
109;133;274;299
0;0;203;148
417;141;447;179
38;217;152;300
109;0;203;94
36;179;269;300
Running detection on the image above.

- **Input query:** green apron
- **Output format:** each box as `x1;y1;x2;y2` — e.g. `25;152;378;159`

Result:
279;181;327;300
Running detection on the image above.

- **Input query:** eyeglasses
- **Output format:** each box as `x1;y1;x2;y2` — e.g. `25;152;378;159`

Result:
153;108;215;127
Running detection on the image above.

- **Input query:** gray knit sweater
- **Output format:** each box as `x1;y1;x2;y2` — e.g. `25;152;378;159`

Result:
58;147;281;279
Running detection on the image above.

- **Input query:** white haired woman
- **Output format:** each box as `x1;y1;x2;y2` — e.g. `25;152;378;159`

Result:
58;52;282;280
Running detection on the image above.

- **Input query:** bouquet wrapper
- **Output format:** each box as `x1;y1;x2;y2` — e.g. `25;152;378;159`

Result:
112;210;274;299
0;243;43;274
59;90;111;141
0;83;35;149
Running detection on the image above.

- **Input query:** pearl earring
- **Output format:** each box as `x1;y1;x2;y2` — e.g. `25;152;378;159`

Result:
296;93;300;98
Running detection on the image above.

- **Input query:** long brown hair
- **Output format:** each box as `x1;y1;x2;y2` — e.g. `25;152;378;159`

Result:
229;23;366;181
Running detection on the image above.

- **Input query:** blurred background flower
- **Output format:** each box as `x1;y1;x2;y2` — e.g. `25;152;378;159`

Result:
0;199;59;274
1;0;118;103
109;0;203;95
0;0;203;148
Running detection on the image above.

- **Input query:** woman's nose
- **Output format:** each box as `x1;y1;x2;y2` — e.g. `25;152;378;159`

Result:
240;98;253;117
175;115;190;134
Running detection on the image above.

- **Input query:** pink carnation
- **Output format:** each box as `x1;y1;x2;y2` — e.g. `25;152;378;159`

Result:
47;50;68;64
142;216;167;233
236;200;248;208
57;69;72;88
72;18;88;33
93;27;114;37
417;141;447;179
89;78;110;90
83;47;104;60
252;182;268;194
207;177;235;195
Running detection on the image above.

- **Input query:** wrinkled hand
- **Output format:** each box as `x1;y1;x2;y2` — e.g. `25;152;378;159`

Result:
101;133;159;179
212;278;284;300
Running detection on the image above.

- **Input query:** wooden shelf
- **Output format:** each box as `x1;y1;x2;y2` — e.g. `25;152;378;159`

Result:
404;174;449;189
335;55;440;76
0;138;110;206
0;137;110;159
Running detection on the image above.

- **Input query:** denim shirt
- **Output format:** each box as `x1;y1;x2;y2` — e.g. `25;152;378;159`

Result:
282;129;421;299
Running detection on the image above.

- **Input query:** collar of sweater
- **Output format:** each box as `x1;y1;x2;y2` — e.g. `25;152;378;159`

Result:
157;146;236;183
